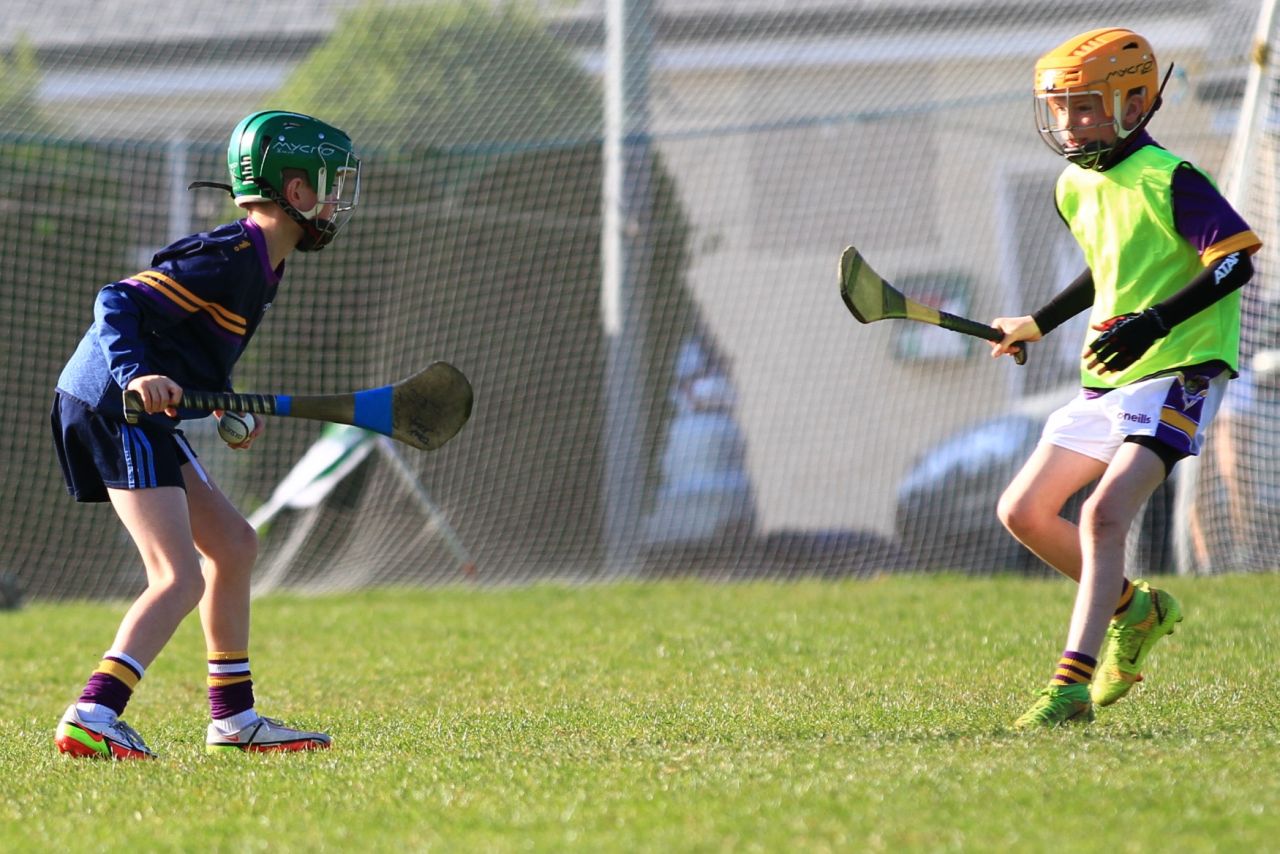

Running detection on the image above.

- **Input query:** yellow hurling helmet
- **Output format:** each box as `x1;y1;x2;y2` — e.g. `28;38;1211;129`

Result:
1034;28;1162;170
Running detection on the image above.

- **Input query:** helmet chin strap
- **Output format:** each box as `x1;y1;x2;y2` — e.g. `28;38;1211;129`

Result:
188;179;336;251
1064;140;1111;170
257;180;336;252
294;218;337;252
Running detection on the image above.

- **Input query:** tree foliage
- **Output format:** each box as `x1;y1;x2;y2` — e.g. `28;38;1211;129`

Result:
278;1;599;149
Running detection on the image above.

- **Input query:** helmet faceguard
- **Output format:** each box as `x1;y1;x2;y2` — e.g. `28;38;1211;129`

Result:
226;111;361;251
1034;28;1166;171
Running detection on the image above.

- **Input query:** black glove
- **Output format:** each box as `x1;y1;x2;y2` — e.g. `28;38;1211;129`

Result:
1086;308;1170;374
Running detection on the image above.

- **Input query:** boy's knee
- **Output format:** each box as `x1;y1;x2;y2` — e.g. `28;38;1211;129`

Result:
997;490;1034;536
1079;495;1130;540
226;519;259;567
204;519;259;571
167;572;206;610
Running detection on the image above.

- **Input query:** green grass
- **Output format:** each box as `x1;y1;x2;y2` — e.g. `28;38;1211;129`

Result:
3;574;1279;852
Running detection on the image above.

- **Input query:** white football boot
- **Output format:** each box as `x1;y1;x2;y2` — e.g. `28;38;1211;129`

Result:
206;715;331;754
55;704;156;760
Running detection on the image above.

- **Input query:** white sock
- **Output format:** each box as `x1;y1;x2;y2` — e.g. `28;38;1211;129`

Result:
212;707;260;734
75;702;118;724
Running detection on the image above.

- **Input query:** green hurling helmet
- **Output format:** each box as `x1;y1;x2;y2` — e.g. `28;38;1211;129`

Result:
226;110;361;251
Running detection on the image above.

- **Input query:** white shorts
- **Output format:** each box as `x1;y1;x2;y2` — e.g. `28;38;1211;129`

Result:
1040;369;1229;465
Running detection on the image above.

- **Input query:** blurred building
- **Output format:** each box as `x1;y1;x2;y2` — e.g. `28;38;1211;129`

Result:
3;0;1261;539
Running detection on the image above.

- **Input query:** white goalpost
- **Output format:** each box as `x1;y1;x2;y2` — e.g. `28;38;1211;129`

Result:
1175;0;1280;574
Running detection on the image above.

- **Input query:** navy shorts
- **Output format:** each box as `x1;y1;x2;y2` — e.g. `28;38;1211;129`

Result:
51;392;197;503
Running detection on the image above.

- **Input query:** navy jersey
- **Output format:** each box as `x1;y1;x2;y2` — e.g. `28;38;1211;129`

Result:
56;218;283;428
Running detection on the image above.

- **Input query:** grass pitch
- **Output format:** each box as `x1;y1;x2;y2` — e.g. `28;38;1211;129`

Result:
3;574;1279;852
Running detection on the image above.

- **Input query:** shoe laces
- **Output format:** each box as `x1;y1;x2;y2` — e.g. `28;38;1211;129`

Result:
256;716;295;733
255;716;315;736
1036;684;1086;706
1022;687;1066;721
111;719;149;751
1107;613;1150;662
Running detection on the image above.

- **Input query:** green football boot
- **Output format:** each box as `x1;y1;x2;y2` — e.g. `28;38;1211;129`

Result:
1013;683;1095;729
1092;580;1183;707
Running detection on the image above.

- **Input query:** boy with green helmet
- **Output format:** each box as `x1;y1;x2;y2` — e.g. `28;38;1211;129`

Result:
224;110;361;252
987;28;1261;728
52;111;360;758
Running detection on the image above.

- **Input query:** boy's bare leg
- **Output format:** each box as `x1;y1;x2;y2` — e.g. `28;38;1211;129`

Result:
182;464;258;652
56;486;204;759
1066;442;1167;655
105;486;206;667
998;443;1107;581
181;464;327;752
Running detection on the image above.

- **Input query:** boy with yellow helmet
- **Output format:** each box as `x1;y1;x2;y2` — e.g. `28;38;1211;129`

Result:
988;29;1261;727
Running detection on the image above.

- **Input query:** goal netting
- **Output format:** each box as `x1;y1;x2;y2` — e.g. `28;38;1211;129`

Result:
0;0;1272;601
1182;0;1280;573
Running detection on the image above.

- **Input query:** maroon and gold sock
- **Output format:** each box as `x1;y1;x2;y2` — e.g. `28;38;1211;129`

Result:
1051;650;1096;687
207;651;255;721
78;650;145;717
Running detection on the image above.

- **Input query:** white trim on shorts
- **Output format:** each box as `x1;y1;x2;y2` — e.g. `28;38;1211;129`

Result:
173;431;212;488
1040;371;1229;464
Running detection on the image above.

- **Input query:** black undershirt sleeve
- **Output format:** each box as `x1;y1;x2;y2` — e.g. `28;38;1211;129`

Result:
1031;268;1095;336
1030;250;1252;338
1154;250;1253;327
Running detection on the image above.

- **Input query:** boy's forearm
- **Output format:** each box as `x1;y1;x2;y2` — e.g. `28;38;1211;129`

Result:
1032;268;1094;336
